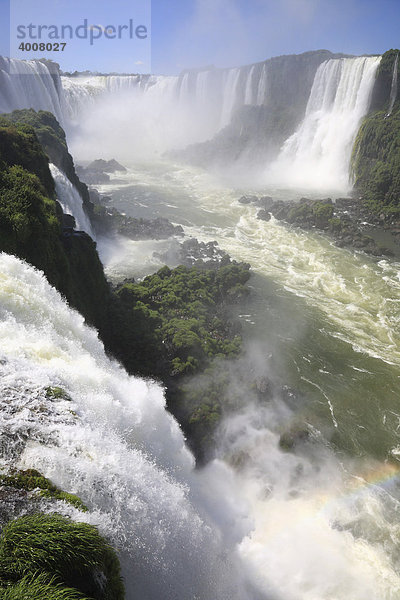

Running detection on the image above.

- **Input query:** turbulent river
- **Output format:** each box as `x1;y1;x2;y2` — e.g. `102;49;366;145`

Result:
90;159;400;599
2;52;400;599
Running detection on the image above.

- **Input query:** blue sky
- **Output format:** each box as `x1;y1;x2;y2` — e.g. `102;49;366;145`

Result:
1;0;399;74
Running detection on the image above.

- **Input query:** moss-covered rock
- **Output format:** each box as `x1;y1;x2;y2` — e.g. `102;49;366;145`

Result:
352;108;400;214
114;262;251;378
0;120;110;327
0;470;88;512
369;49;400;114
0;110;93;220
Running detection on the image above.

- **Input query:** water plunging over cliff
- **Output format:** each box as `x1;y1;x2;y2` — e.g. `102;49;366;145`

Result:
386;53;398;117
50;164;95;237
0;57;65;124
267;56;381;190
0;252;256;600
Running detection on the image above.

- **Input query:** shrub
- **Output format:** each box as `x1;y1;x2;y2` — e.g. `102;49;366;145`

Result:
0;514;124;600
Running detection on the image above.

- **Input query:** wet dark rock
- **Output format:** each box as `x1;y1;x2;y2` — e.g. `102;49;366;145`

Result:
257;196;274;210
257;196;395;258
155;238;233;269
75;166;110;185
257;209;271;221
239;195;258;204
62;213;76;229
238;195;274;210
76;159;127;185
279;426;310;451
86;158;126;173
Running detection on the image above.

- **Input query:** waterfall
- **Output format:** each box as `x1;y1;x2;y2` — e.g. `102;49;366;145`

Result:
0;53;383;182
386;53;398;117
244;66;256;105
220;68;242;128
196;70;212;106
50;164;95;237
0;57;64;124
256;64;268;105
0;252;255;600
268;56;381;190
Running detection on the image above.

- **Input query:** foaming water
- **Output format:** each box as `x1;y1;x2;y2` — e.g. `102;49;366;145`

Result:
0;253;257;600
266;56;381;190
50;164;94;236
166;167;400;368
220;405;400;600
3;251;400;599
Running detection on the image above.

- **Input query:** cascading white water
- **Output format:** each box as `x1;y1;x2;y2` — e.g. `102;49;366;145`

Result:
0;252;257;600
50;164;95;237
244;66;256;105
0;57;64;124
220;68;242;128
386;53;398;117
256;64;268;106
267;56;381;190
0;54;382;184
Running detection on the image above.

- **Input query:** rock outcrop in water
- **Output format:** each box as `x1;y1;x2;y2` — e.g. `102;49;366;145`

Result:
255;196;393;256
76;158;127;185
89;188;184;239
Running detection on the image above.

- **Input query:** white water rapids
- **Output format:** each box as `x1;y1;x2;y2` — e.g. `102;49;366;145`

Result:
0;253;256;600
2;243;400;599
2;50;400;599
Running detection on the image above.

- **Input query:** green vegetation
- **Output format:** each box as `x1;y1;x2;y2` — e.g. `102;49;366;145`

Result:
352;109;400;214
0;119;110;326
351;50;400;214
0;573;89;600
112;263;251;461
0;110;91;212
286;200;334;229
114;263;250;377
369;49;400;113
0;469;88;512
45;386;72;401
0;109;252;461
0;514;124;600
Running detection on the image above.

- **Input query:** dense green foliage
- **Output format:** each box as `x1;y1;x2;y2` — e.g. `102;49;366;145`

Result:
115;263;250;377
352;109;400;213
0;514;124;600
0;110;252;462
0;121;110;325
0;572;89;600
0;469;88;512
112;263;251;461
369;49;400;113
0;110;92;211
351;49;400;214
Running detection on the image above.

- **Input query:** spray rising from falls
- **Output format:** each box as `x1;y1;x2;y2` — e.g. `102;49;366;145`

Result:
61;62;272;159
386;53;399;117
0;252;257;600
267;56;381;190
